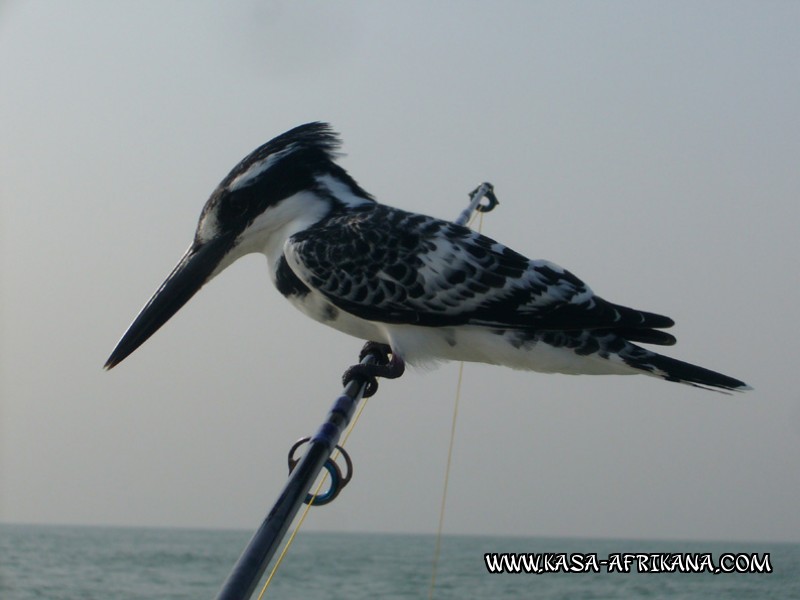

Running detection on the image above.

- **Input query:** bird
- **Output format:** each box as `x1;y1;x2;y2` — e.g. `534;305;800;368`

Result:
104;122;750;393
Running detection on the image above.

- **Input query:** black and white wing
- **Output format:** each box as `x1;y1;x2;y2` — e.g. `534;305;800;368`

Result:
283;205;675;344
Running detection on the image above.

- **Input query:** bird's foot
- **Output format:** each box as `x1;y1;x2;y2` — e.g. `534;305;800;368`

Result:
342;341;405;398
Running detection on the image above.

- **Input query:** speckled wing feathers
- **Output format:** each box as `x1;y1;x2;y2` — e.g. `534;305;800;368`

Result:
284;204;675;342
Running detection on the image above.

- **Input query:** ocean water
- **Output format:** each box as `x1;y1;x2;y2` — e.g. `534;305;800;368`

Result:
1;524;797;599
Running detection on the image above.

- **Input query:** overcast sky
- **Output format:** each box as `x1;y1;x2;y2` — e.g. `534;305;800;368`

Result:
2;1;799;544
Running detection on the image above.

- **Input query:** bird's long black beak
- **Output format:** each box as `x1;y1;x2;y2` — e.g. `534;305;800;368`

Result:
104;234;235;369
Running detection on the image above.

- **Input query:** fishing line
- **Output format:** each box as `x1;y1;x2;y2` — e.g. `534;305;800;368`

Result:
429;211;483;598
428;361;464;598
258;394;372;599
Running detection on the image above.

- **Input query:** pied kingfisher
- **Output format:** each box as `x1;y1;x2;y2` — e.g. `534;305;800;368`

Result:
105;122;749;393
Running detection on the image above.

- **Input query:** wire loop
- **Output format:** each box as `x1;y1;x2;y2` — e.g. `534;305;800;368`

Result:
287;437;353;505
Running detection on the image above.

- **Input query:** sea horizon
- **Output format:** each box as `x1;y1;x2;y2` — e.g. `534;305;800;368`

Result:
2;522;796;599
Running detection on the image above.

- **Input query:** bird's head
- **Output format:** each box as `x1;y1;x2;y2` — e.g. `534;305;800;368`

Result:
104;122;372;369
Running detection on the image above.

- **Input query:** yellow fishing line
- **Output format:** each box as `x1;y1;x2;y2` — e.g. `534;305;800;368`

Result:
428;361;465;599
429;210;483;598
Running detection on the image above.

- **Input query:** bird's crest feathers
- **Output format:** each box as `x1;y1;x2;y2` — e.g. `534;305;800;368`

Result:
221;122;342;191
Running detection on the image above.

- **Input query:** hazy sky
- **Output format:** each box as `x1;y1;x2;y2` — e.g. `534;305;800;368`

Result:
2;1;799;544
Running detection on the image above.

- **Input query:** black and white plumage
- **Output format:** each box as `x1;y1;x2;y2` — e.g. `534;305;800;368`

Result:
105;122;749;393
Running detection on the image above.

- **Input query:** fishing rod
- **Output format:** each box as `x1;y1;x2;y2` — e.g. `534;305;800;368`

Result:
214;183;498;600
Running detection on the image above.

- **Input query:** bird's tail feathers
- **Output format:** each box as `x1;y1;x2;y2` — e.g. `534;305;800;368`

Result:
613;327;676;346
625;349;751;393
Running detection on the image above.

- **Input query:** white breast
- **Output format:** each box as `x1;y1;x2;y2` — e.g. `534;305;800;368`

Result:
283;287;388;343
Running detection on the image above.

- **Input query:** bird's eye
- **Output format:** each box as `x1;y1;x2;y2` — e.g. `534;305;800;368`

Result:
226;192;249;217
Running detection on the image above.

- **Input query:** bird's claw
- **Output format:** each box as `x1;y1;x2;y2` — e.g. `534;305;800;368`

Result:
342;342;405;398
357;341;391;363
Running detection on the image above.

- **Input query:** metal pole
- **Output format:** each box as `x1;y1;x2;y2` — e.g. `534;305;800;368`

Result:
214;184;496;600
